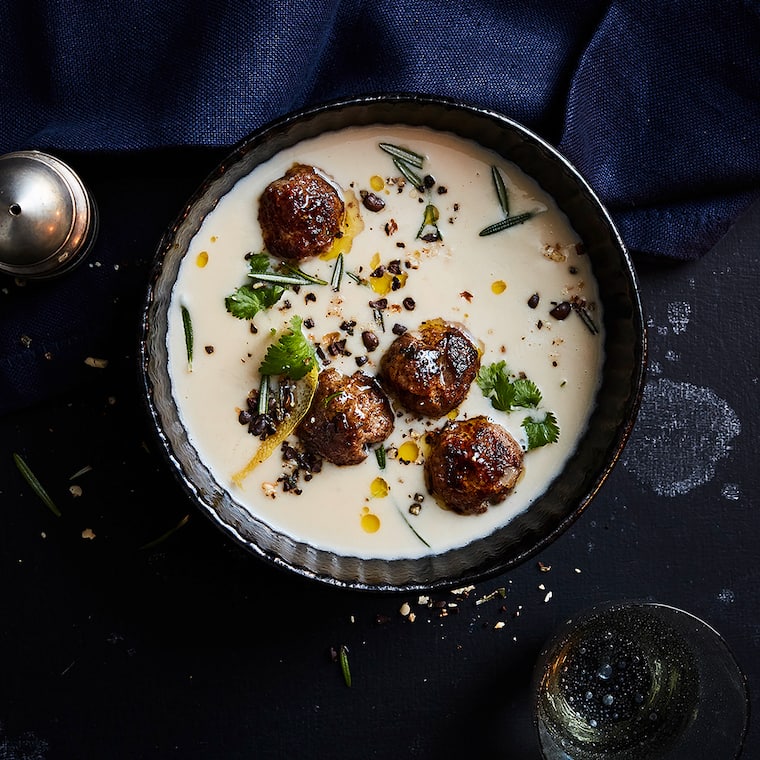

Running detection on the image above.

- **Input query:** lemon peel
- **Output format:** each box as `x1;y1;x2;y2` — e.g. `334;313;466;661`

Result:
232;364;319;486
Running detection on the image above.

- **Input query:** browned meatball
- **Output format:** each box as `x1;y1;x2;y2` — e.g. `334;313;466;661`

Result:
379;319;480;418
297;368;394;466
258;163;344;261
424;416;524;515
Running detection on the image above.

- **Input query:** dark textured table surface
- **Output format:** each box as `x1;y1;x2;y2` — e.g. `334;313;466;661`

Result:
1;151;757;759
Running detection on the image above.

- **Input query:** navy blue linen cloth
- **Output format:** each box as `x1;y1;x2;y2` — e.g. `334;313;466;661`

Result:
1;0;759;413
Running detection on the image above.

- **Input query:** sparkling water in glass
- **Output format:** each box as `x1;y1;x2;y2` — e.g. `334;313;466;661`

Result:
533;602;748;759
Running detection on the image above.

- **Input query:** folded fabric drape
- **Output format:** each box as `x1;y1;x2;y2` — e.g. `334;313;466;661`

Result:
1;0;758;412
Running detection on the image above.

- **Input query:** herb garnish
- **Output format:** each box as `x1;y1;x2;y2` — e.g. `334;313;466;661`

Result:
13;452;61;517
491;165;510;216
139;514;190;550
225;253;286;320
339;644;352;687
330;252;344;291
379;143;424;169
572;300;600;335
479;212;535;237
476;361;560;450
522;412;560;450
479;166;540;237
233;317;319;484
181;304;194;371
225;254;329;321
375;445;387;470
379;142;442;241
397;506;431;548
259;315;317;381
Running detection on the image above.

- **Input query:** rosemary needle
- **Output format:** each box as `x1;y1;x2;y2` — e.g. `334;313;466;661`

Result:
378;142;425;168
330;252;344;291
491;165;510;217
479;212;535;237
339;645;352;687
181;304;193;371
397;507;431;548
13;453;61;517
139;514;191;550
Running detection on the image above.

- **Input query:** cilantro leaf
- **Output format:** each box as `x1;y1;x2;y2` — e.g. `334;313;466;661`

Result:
225;282;284;319
512;378;542;408
258;316;316;380
247;253;271;274
476;361;515;412
224;253;285;320
522;411;560;450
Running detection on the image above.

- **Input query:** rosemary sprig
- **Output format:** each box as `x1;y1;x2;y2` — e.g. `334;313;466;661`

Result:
281;264;329;286
397;506;430;548
181;304;193;371
13;453;61;517
330;252;344;291
375;446;386;470
479;212;536;237
379;142;424;168
339;644;352;687
248;271;322;287
572;302;600;335
373;308;385;332
257;374;270;416
393;157;424;190
139;514;190;550
491;165;509;216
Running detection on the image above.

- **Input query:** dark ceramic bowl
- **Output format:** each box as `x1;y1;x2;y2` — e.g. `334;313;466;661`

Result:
139;94;646;592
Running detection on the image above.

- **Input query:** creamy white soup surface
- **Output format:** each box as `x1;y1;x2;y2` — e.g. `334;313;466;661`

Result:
167;124;604;559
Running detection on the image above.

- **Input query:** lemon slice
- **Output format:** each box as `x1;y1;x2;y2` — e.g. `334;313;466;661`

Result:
232;364;319;486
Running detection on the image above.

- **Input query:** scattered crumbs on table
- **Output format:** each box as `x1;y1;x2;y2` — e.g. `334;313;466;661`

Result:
494;621;506;630
81;528;96;540
544;590;553;603
574;567;582;573
69;484;83;498
20;334;32;348
450;585;475;597
538;583;545;590
475;587;506;606
399;602;411;617
41;532;46;539
84;356;109;368
350;615;355;624
537;561;551;572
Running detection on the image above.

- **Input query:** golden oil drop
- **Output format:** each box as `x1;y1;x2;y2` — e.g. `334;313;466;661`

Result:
398;440;419;463
370;477;389;498
360;506;381;533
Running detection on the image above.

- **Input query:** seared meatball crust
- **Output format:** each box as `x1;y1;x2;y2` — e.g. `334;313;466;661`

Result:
258;163;345;261
297;368;394;466
379;319;480;418
424;416;524;515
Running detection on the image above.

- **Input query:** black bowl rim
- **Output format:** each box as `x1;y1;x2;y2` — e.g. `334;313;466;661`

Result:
139;92;647;593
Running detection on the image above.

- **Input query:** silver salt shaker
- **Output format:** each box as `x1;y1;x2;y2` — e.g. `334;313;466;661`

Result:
0;150;98;278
